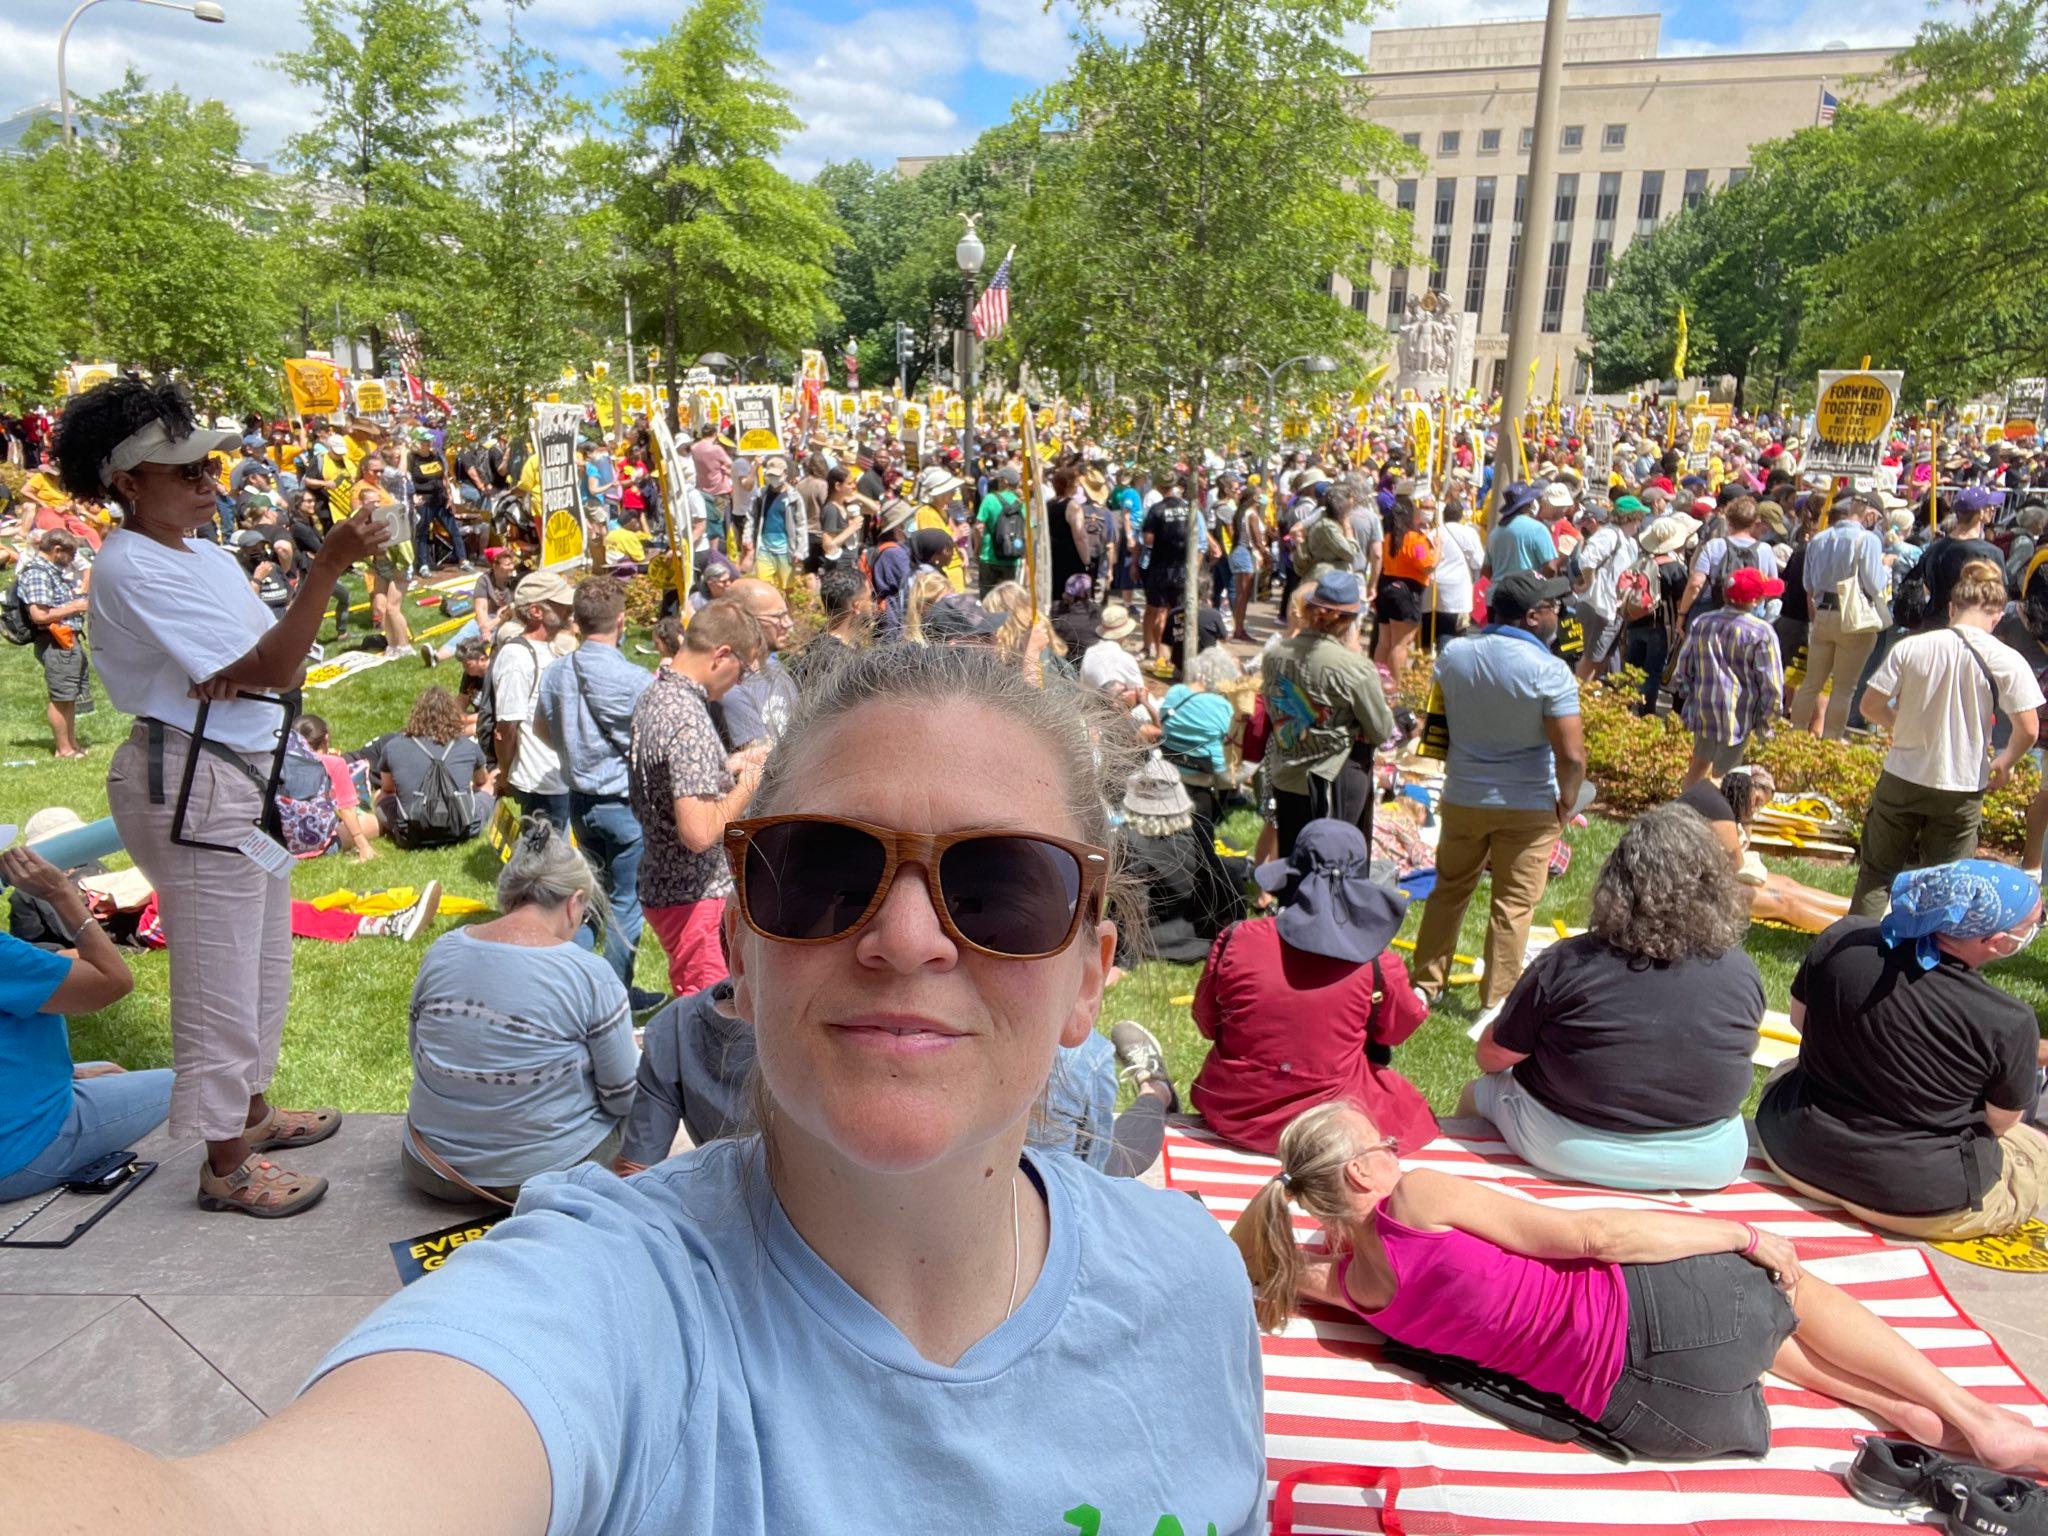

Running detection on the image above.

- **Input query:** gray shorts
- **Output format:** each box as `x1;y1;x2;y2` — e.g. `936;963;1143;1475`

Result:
1693;734;1749;777
1595;1251;1797;1460
36;637;90;703
1575;603;1626;664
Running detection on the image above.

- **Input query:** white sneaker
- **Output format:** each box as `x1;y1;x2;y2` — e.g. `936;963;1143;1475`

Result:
1109;1020;1179;1112
390;880;443;942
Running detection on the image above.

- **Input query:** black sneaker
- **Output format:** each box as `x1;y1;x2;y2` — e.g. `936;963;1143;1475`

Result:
1941;1470;2048;1536
1109;1020;1179;1113
1846;1436;1954;1510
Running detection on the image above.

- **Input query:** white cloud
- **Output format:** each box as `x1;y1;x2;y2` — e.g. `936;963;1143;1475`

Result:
766;9;973;174
969;0;1078;80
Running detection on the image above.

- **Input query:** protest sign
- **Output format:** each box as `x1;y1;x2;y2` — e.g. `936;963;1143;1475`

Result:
62;361;119;396
618;386;650;418
1803;369;1902;475
531;401;585;571
283;358;343;417
732;384;783;454
649;411;697;599
1686;416;1714;473
2005;378;2045;442
352;378;391;419
391;1213;507;1285
1584;413;1614;492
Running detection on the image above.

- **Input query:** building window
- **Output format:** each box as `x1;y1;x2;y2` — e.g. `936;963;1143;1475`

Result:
1572;358;1591;394
1429;177;1456;286
1388;273;1408;325
1727;166;1750;186
1519;126;1534;152
1542;173;1576;333
1402;131;1421;149
1587;169;1619;292
1464;175;1495;314
1351;285;1370;312
1602;123;1626;149
1479;127;1501;153
1636;169;1663;235
1683;168;1708;209
1395;179;1417;218
1501;174;1526;331
1438;130;1460;155
1320;271;1335;295
1560;124;1583;151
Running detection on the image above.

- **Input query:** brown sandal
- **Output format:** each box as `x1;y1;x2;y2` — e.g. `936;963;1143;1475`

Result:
245;1105;343;1153
197;1157;329;1219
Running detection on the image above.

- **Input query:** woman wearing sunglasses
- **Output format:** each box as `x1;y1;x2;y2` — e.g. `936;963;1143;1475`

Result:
46;378;389;1219
5;643;1268;1535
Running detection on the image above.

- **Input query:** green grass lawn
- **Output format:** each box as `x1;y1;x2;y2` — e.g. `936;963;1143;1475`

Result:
3;574;2045;1121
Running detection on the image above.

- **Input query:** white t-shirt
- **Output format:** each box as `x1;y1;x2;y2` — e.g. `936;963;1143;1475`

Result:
491;635;567;795
1575;525;1638;617
1079;638;1144;694
1871;627;2045;792
1433;522;1485;614
86;529;283;752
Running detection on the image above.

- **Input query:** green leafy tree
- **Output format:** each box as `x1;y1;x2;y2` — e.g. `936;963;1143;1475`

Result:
18;75;291;409
580;0;842;420
0;159;62;401
276;0;478;371
420;5;601;425
1015;0;1415;435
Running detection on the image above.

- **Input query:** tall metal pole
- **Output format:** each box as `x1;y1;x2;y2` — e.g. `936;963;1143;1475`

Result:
624;292;636;386
960;271;979;476
1487;0;1570;516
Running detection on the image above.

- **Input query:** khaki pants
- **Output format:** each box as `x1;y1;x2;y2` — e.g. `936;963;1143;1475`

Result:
106;722;294;1144
1791;608;1879;740
1761;1120;2048;1241
1410;802;1559;1006
1851;770;1983;918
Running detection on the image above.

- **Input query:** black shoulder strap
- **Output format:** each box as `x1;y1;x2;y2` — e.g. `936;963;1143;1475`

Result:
1950;627;2003;715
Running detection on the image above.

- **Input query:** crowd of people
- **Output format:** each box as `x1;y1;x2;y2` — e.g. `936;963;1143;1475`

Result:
3;371;2048;1532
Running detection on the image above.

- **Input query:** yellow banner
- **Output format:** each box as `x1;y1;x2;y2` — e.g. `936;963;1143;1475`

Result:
284;358;343;417
354;379;391;415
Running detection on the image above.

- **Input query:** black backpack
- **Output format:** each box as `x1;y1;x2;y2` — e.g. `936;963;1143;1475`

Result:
474;647;502;752
990;492;1027;562
399;740;473;845
0;579;35;645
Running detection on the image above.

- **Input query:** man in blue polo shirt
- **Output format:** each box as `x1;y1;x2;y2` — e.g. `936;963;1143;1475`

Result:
1411;570;1588;1008
1485;482;1559;581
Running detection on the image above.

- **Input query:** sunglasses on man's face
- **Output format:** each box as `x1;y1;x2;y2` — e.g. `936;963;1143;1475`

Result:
724;814;1109;960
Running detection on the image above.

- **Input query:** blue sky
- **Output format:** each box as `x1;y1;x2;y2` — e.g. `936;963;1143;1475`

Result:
3;0;1945;178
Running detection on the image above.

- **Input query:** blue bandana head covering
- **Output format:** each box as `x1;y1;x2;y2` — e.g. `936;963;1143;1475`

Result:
1880;860;2041;970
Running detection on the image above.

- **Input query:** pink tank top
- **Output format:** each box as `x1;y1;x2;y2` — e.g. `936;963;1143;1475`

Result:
1339;1210;1629;1420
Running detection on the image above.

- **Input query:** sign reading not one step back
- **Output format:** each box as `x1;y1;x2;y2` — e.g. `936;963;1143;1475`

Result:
1803;369;1902;475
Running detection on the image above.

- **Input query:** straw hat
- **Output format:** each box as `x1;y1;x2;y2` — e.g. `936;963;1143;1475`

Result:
1122;754;1193;820
1637;513;1700;556
1097;602;1138;641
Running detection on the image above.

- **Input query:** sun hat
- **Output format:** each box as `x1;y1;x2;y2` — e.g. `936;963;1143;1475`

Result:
1082;467;1110;500
1253;819;1409;965
923;591;1004;642
1881;859;2041;971
513;568;577;607
878;497;916;533
1724;567;1785;606
1637;513;1700;556
1096;602;1139;641
22;806;85;844
1123;753;1195;821
98;415;239;488
915;465;966;502
1305;571;1364;613
1540;482;1575;510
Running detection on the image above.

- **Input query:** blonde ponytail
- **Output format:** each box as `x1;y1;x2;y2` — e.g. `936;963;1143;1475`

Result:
1228;1102;1381;1333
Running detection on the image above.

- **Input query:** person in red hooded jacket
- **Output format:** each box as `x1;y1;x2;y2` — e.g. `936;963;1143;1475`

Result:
1190;818;1437;1156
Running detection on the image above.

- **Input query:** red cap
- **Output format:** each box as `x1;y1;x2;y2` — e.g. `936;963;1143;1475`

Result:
1725;567;1785;606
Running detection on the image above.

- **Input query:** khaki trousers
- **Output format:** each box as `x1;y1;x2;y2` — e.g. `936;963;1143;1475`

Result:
106;722;294;1143
1791;607;1879;740
1410;803;1560;1006
1760;1121;2048;1241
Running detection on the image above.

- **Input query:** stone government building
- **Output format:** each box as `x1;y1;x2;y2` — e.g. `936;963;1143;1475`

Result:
897;14;1897;397
1348;15;1895;395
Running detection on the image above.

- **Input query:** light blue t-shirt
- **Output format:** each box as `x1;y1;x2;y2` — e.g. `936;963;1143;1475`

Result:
1434;625;1581;811
406;928;636;1185
1486;514;1557;579
1159;684;1236;775
760;490;791;555
0;933;74;1179
311;1138;1266;1536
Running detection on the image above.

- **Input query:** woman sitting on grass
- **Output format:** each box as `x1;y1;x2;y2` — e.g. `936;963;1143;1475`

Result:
400;818;635;1206
1235;1101;2048;1471
1462;803;1762;1192
374;685;493;849
1678;767;1852;934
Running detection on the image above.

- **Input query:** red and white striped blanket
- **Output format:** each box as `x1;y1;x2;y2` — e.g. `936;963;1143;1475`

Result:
1160;1125;2048;1535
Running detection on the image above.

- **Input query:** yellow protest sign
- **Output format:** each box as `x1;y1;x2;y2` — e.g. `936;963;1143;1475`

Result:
731;384;784;455
861;389;882;413
284;358;343;417
354;378;392;416
63;361;118;396
1408;404;1432;480
947;399;965;430
1806;368;1902;475
619;386;650;417
1930;1219;2048;1273
1006;396;1028;426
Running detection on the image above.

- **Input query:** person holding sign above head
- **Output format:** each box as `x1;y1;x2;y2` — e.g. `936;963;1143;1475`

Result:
53;377;393;1218
0;643;1267;1536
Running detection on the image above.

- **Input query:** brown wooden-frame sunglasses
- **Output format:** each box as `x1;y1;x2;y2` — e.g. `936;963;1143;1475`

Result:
723;813;1111;960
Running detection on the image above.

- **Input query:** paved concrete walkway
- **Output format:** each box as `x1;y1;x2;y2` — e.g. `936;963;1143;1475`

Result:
0;1114;2041;1459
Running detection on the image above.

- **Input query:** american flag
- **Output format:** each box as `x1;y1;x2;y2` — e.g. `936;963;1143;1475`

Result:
971;247;1013;341
1818;88;1837;126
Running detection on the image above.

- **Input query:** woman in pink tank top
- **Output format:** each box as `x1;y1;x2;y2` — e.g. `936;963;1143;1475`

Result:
1233;1102;2048;1473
